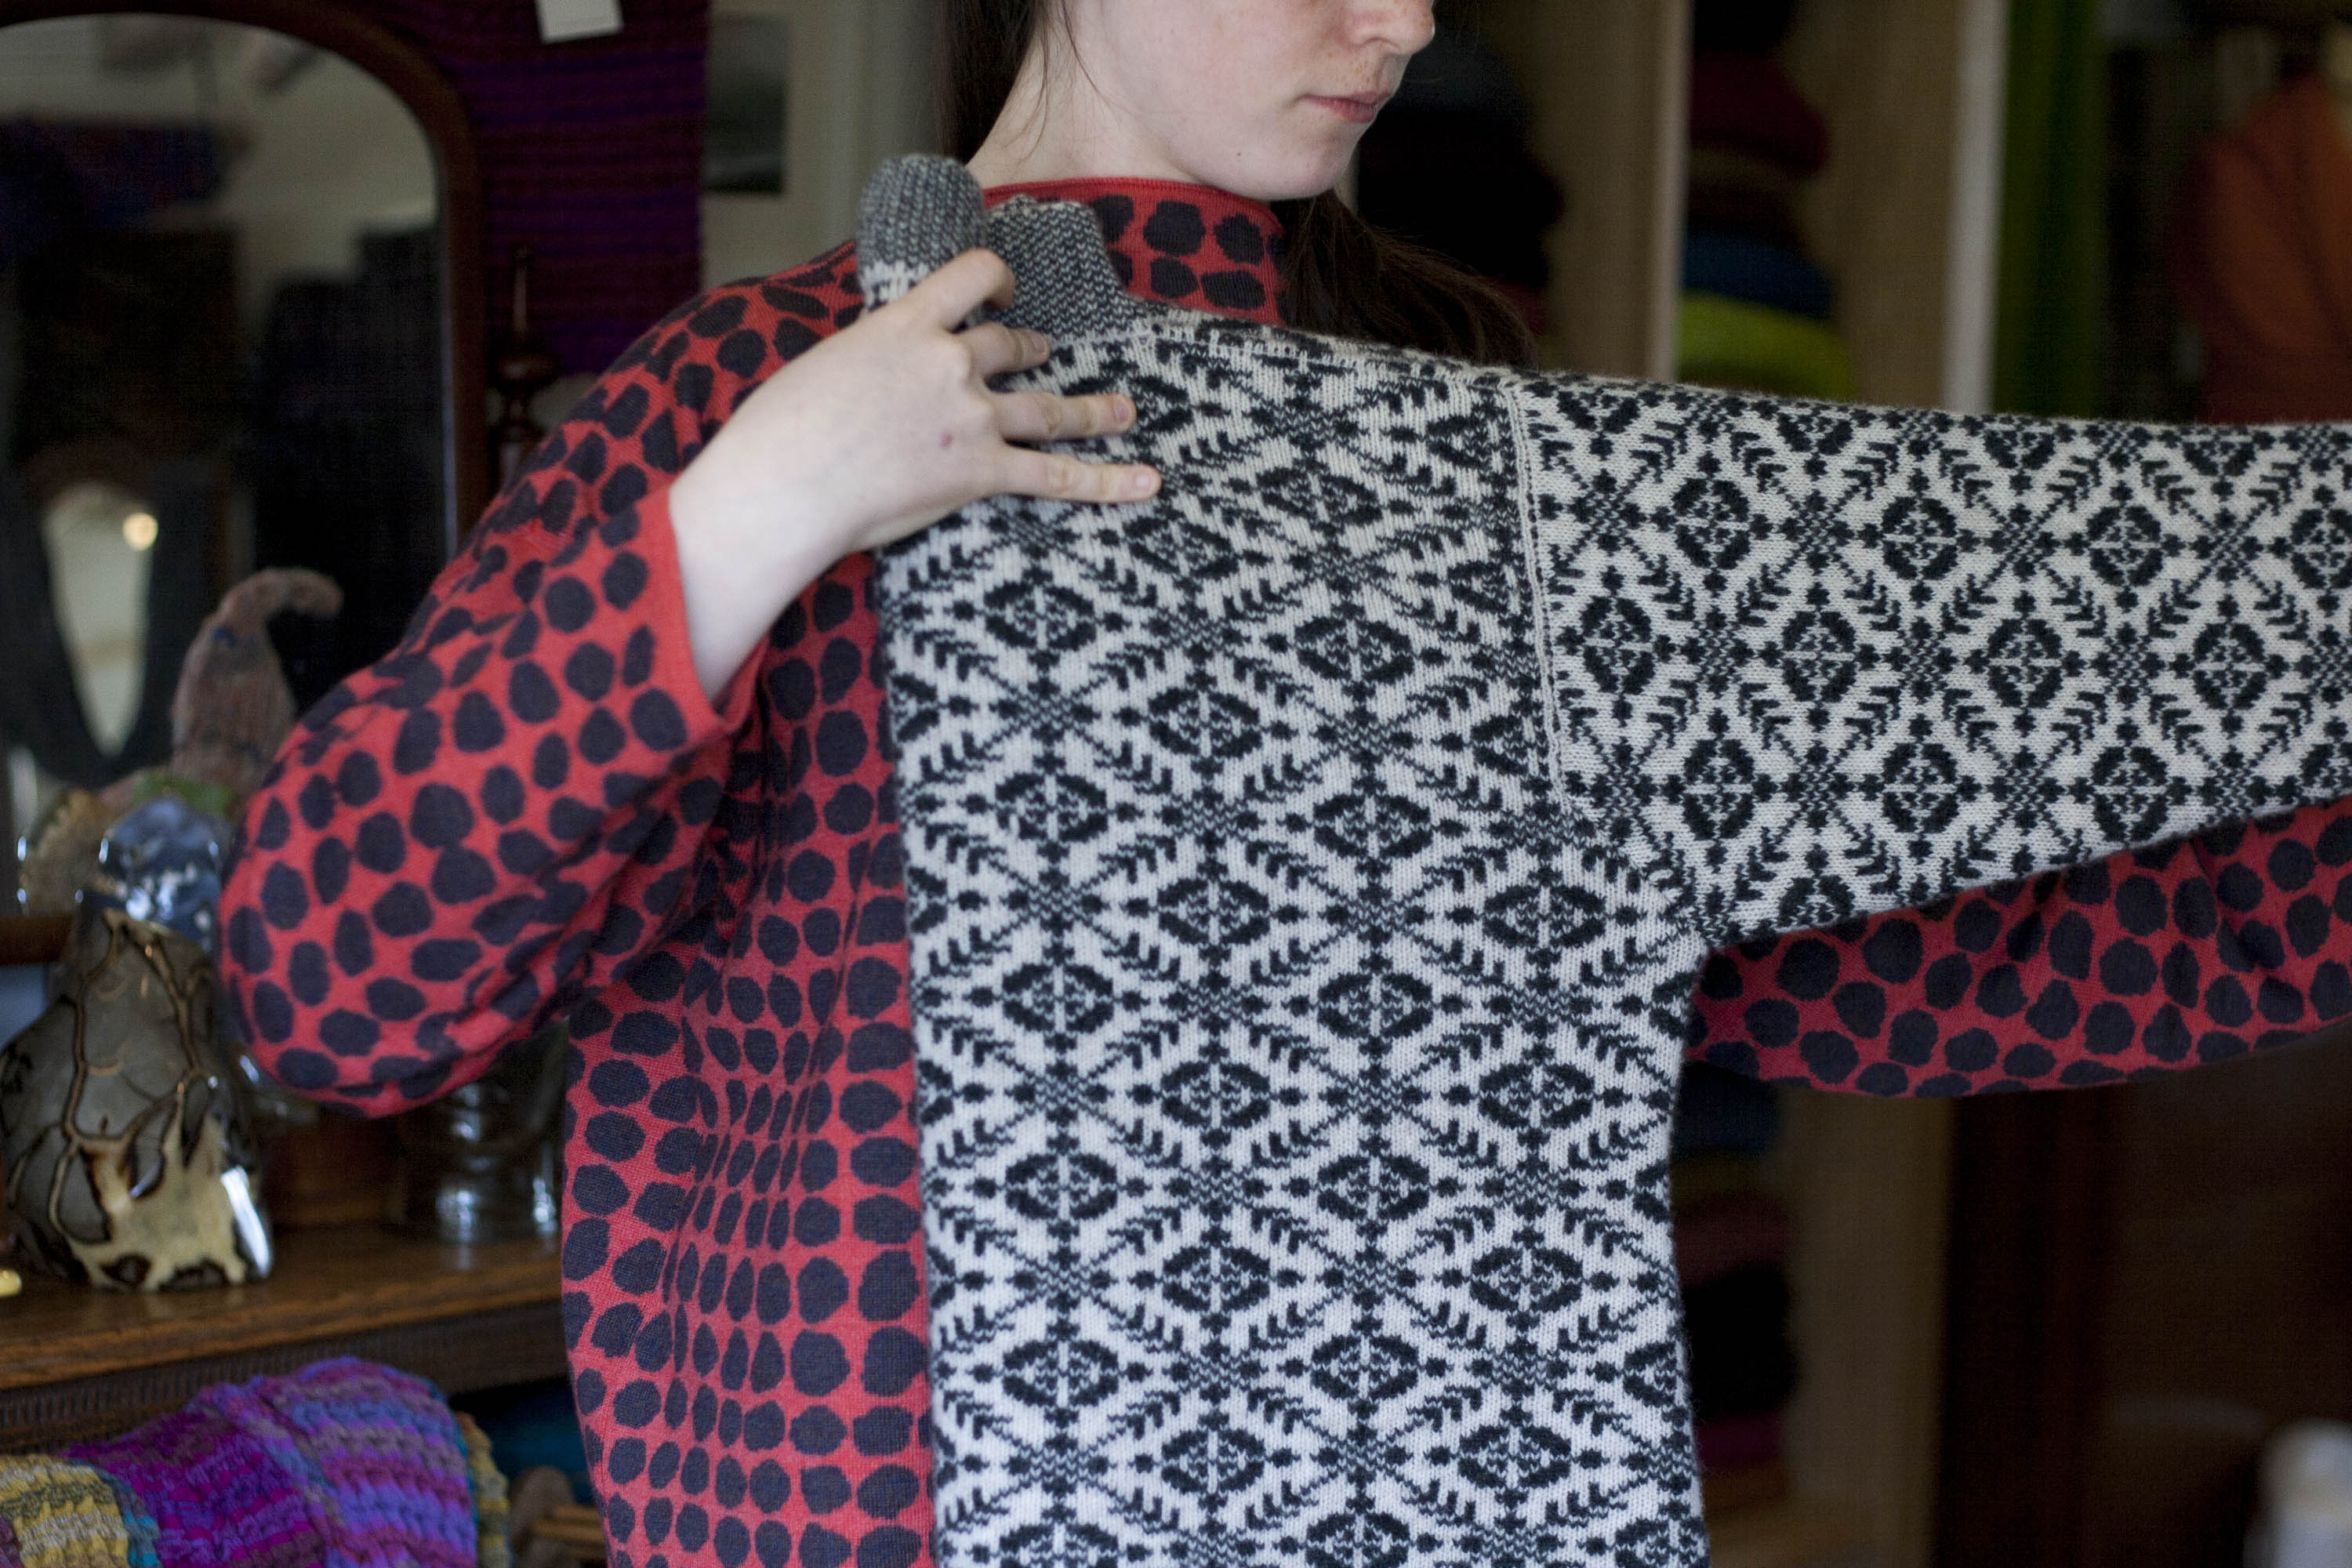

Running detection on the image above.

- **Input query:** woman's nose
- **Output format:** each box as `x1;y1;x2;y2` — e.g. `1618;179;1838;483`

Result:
1347;0;1438;56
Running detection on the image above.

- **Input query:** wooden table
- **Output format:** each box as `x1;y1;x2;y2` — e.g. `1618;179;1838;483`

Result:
0;1224;564;1449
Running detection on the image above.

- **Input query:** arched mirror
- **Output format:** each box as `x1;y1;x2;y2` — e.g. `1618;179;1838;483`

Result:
0;1;484;919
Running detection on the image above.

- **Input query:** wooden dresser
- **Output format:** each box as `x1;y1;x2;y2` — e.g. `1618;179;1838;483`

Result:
0;1225;564;1450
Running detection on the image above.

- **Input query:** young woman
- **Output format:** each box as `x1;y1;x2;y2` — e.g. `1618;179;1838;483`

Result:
220;2;2352;1564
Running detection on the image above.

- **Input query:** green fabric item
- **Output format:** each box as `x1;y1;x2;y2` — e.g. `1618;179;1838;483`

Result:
1994;0;2107;416
1676;291;1857;401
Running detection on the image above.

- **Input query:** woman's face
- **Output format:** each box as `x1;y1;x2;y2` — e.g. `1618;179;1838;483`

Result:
1052;0;1438;199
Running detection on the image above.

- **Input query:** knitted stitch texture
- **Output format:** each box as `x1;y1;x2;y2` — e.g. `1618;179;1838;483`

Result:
221;152;2352;1567
0;1458;131;1568
205;1359;476;1568
69;1403;323;1568
0;1511;20;1568
70;1359;472;1568
862;156;2352;1566
454;1414;513;1568
217;179;1298;1568
81;1476;151;1568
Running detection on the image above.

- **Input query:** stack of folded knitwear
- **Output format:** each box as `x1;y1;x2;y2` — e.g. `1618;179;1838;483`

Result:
0;1358;506;1568
1678;0;1855;401
1672;1062;1800;1516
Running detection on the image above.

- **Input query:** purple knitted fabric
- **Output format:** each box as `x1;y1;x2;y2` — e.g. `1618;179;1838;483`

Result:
215;1359;473;1568
67;1403;323;1568
67;1361;472;1568
0;1509;22;1568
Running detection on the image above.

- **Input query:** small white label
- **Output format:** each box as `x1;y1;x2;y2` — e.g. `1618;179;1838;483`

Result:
536;0;622;43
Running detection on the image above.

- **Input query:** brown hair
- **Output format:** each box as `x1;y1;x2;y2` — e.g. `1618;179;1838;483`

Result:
937;0;1538;365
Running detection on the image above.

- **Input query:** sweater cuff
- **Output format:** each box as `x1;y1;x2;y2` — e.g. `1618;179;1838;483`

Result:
640;485;762;740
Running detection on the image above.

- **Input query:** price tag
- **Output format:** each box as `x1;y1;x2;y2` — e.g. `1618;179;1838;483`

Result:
535;0;622;43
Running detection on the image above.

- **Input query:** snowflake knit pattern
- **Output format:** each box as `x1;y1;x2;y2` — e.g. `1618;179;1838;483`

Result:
223;153;2352;1568
862;156;2352;1567
218;176;1299;1568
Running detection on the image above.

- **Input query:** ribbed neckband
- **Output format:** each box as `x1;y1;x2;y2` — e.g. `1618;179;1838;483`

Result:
983;176;1287;325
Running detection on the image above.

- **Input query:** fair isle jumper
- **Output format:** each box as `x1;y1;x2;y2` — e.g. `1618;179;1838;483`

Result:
862;157;2352;1566
221;155;2352;1568
216;176;1301;1568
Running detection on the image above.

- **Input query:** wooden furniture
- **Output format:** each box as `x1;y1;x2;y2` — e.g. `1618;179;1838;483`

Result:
1940;1018;2352;1566
0;0;492;945
0;1223;563;1450
0;918;69;967
0;0;492;551
518;1501;612;1562
1710;1499;1878;1568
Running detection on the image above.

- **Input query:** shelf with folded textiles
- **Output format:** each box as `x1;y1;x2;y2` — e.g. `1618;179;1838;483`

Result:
0;1221;563;1451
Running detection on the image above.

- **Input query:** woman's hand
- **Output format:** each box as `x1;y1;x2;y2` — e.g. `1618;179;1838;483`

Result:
669;248;1160;698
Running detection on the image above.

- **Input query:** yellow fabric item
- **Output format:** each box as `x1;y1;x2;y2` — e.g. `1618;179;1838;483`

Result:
1676;290;1856;401
452;1414;511;1568
0;1457;132;1568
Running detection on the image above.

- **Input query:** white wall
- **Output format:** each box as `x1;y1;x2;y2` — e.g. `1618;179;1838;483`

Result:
702;0;938;287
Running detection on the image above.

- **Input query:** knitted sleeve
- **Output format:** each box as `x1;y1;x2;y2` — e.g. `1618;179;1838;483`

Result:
1686;799;2352;1094
1521;383;2352;947
218;246;863;1114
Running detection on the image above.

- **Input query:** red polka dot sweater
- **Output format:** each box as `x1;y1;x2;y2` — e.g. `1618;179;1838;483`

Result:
220;176;2352;1568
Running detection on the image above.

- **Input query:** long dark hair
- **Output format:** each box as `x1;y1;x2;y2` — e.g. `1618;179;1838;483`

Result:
938;0;1537;366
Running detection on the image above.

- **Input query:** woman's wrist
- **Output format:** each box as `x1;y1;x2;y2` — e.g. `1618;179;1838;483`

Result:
669;441;856;699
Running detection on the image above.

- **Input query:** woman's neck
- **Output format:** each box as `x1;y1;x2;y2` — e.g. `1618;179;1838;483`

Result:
967;41;1202;190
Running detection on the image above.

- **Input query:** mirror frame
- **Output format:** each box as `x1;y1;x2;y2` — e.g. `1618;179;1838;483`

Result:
0;0;491;963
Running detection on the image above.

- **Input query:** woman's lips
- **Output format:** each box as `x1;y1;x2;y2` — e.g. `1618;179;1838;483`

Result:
1306;93;1388;124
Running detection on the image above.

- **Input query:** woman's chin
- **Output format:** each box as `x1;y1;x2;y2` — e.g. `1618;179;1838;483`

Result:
1209;147;1357;205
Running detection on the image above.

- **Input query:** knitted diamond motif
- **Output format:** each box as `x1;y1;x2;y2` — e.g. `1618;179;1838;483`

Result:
861;155;2352;1567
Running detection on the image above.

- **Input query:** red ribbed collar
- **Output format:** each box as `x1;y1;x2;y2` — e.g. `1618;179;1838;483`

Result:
984;176;1287;326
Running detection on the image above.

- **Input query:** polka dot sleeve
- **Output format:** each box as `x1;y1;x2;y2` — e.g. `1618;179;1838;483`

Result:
1688;800;2352;1094
220;252;859;1115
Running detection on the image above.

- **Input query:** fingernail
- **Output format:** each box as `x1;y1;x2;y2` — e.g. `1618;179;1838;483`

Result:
1131;469;1159;496
1029;330;1054;357
1114;395;1134;423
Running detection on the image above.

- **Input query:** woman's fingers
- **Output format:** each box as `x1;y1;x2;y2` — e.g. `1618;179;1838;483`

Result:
993;446;1160;505
994;390;1134;445
963;322;1052;380
891;253;1150;503
903;248;1018;328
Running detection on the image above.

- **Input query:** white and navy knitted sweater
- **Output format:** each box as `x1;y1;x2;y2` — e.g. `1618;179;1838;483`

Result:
860;156;2352;1568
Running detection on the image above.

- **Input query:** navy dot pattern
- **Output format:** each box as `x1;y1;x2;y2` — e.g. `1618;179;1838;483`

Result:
1690;808;2352;1093
223;171;2343;1566
221;181;1296;1568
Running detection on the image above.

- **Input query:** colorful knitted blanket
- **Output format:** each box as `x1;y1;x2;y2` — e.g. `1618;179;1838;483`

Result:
66;1359;475;1568
862;155;2352;1566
